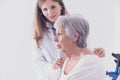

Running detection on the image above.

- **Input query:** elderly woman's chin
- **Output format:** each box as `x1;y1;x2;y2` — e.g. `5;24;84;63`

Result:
59;49;66;53
57;45;65;52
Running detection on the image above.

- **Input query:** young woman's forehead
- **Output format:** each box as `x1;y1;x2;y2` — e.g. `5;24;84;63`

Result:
38;0;59;8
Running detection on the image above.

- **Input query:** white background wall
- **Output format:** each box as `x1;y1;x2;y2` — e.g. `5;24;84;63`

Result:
0;0;35;80
0;0;120;80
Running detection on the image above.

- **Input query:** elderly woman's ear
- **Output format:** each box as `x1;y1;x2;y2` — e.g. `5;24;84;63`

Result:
73;32;80;42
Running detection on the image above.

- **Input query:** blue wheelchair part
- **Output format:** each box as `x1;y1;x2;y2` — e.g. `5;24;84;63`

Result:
106;53;120;80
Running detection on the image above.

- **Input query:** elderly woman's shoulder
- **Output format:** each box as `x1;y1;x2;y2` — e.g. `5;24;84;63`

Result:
80;54;102;65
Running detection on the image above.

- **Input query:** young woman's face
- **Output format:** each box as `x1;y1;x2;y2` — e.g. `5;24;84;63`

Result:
41;0;62;23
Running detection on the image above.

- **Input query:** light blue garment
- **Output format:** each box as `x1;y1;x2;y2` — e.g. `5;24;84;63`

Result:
51;26;56;36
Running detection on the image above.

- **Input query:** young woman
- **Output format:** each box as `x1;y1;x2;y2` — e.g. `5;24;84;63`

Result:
32;0;105;80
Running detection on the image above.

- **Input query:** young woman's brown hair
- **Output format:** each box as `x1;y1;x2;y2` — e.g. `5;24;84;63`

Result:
33;0;67;48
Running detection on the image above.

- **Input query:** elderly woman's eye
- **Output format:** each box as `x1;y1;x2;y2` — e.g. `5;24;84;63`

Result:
57;32;61;36
57;33;60;35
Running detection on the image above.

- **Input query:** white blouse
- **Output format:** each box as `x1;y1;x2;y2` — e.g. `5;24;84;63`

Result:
58;55;105;80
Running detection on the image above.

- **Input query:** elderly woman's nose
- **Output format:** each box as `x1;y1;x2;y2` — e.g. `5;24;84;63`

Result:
54;36;58;42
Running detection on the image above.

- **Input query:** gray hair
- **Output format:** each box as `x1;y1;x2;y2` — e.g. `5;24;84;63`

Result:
54;14;89;48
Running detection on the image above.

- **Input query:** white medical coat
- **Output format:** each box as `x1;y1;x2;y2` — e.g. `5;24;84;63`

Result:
32;23;63;80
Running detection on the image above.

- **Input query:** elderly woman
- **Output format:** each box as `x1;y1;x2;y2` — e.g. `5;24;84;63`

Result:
50;14;105;80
